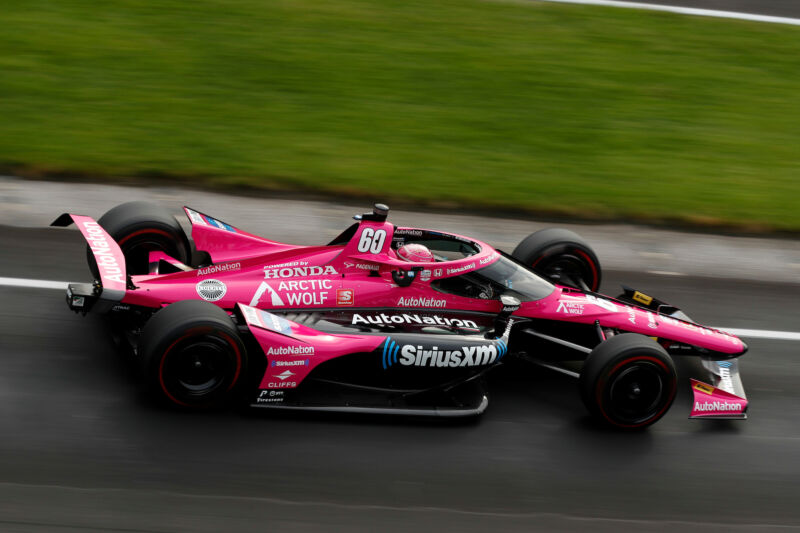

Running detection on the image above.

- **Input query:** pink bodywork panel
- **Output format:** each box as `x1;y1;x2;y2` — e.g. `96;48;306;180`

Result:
184;207;299;263
522;288;745;355
689;379;747;418
237;304;385;389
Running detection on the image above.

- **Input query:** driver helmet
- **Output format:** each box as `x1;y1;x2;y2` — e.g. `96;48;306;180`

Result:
397;243;434;263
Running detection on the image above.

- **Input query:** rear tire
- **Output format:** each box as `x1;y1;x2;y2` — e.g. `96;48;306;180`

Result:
88;201;190;276
580;334;676;429
512;228;601;291
138;300;246;409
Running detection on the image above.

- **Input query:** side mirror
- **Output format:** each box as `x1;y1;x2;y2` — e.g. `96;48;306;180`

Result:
494;295;520;337
500;294;521;315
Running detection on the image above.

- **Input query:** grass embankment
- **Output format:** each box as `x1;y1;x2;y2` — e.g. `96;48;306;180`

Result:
2;1;800;231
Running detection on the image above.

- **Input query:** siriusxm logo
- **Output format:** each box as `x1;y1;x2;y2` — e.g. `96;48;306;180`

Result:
271;359;310;367
381;336;507;369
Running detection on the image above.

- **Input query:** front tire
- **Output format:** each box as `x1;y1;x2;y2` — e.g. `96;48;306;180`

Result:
89;201;190;276
580;334;676;429
138;300;246;409
512;228;601;292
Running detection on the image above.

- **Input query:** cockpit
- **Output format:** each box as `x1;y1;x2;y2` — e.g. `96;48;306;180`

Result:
432;253;555;302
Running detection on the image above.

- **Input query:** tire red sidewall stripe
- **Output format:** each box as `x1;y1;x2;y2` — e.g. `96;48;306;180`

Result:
158;329;243;407
595;355;676;429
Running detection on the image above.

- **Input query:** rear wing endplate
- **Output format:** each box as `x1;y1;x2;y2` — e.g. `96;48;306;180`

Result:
51;214;127;311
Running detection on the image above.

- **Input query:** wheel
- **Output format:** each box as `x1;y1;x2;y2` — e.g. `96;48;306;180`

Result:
580;334;676;429
88;201;190;277
138;300;247;408
512;228;601;292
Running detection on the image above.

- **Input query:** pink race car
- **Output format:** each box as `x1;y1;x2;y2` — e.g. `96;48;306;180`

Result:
52;202;748;429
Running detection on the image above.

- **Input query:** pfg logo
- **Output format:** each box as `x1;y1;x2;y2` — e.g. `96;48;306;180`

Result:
381;336;507;369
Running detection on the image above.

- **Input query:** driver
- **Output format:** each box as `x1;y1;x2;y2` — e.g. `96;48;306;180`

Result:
396;243;434;263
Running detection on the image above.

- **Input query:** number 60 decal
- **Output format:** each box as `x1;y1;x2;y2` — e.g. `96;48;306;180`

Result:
357;228;387;254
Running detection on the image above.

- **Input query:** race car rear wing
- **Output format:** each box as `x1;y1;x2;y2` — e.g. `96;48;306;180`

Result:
51;214;128;313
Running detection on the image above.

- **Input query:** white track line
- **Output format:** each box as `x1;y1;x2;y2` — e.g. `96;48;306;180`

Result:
0;277;69;290
3;276;799;341
711;328;800;342
539;0;800;26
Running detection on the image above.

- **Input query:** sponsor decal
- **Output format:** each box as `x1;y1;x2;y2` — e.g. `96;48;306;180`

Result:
263;265;337;279
242;305;262;326
381;337;507;369
277;280;332;291
633;291;653;306
256;390;285;404
420;269;431;282
357;228;387;254
251;280;332;307
479;252;499;266
446;263;476;275
259;310;293;335
82;221;125;284
337;288;354;306
693;381;715;395
197;262;240;277
202;215;236;232
556;301;584;315
266;345;314;356
344;261;379;271
397;296;446;308
585;294;618;313
250;281;284;307
186;208;206;225
646;312;658;329
352;313;478;329
266;381;297;388
717;360;735;392
271;359;310;367
394;228;423;237
626;307;636;325
693;401;744;413
433;268;443;278
196;279;226;301
273;370;295;381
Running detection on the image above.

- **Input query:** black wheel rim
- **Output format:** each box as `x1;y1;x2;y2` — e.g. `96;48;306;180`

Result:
606;362;666;425
122;236;179;275
537;254;593;290
162;335;236;402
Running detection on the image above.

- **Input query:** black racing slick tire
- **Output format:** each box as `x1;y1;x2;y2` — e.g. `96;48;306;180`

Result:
580;334;677;430
138;300;247;409
511;228;601;292
88;201;190;277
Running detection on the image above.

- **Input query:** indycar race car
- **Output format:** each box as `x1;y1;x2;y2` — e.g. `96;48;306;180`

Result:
52;202;749;429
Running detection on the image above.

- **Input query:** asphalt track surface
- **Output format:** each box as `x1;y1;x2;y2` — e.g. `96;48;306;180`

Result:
2;225;799;533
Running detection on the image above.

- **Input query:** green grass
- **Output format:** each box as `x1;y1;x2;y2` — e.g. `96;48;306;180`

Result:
2;0;800;231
